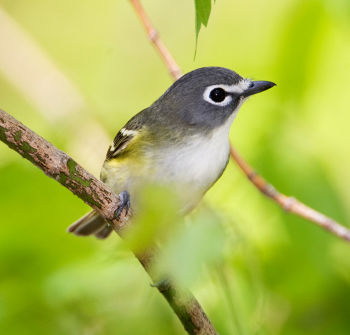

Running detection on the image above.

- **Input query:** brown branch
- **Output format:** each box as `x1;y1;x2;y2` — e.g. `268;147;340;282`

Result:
0;109;218;335
129;0;182;80
128;0;350;244
229;146;350;242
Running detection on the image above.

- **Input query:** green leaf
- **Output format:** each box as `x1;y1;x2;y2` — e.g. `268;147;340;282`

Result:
194;0;213;41
153;209;226;287
123;184;181;253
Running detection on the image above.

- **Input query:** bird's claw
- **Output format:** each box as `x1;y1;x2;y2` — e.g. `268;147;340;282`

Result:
114;190;131;220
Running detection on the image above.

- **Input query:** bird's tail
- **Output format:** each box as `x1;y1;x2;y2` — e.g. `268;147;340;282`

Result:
67;210;113;239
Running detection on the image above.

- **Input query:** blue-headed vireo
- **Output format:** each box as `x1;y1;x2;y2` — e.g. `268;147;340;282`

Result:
68;67;275;238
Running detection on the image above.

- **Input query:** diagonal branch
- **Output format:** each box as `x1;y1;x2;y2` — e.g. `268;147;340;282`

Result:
0;109;218;335
128;0;350;244
130;0;181;80
230;146;350;242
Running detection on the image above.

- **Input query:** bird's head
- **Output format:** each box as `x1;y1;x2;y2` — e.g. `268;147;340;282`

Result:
156;67;275;131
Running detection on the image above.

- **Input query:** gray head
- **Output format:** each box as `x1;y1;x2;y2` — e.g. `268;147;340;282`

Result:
152;67;275;132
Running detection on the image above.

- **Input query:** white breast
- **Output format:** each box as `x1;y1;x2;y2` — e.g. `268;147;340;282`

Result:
155;113;236;198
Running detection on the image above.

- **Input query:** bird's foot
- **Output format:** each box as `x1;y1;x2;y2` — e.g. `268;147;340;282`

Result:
114;190;131;220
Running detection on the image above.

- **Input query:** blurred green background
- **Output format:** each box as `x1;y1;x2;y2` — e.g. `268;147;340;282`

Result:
1;0;350;334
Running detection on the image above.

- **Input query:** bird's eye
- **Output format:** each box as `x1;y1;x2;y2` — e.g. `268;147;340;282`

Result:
209;88;226;103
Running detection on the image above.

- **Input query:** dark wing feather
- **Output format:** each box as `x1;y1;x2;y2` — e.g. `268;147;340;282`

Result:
106;109;149;160
106;125;144;160
106;130;133;160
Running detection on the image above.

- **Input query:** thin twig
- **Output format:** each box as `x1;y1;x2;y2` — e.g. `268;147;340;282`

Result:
230;146;350;242
0;109;218;335
129;0;350;243
129;0;182;80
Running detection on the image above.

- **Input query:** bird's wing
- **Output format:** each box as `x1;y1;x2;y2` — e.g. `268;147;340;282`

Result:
105;108;150;161
106;126;141;160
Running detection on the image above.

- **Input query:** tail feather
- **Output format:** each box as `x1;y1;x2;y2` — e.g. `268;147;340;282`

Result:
67;211;112;239
94;225;113;239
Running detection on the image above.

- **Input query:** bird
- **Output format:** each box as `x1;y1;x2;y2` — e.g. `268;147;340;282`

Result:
68;67;275;239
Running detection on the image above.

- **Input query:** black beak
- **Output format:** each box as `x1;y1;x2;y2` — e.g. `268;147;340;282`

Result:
241;80;276;98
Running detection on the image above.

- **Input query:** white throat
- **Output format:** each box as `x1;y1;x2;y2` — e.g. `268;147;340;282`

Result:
156;105;241;190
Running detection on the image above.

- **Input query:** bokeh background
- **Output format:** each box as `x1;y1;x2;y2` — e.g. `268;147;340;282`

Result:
1;0;350;334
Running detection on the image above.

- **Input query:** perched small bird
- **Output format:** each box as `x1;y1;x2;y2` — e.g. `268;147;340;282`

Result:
68;67;275;239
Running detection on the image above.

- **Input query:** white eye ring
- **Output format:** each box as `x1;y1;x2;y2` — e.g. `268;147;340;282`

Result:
203;85;232;107
203;80;252;107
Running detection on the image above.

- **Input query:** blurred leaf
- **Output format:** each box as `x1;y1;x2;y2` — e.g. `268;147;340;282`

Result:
124;184;181;253
154;209;226;287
